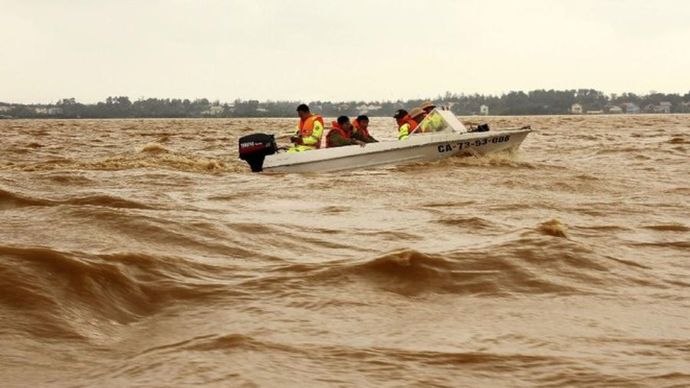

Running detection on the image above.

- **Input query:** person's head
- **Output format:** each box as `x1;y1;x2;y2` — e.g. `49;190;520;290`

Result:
355;114;369;129
420;101;437;113
337;115;352;131
409;107;426;122
296;104;310;120
393;109;407;123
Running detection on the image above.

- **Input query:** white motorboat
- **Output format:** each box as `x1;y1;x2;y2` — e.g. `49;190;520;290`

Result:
238;110;531;173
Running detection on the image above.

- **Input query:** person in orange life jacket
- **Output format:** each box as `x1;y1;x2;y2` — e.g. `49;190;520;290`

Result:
352;115;378;143
326;116;367;148
394;108;422;140
288;104;324;153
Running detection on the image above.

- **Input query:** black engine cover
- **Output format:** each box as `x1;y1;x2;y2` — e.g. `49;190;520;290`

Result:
238;133;277;172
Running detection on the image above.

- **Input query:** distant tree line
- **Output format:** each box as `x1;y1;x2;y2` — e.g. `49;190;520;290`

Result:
2;89;690;119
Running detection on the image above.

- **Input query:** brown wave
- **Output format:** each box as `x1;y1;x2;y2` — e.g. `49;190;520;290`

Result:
574;173;600;181
3;145;240;173
395;150;536;171
436;216;498;231
247;233;660;296
103;333;662;387
68;194;154;209
44;172;95;185
137;332;556;365
630;241;690;249
537;219;568;238
339;245;593;296
595;146;645;155
0;187;152;210
60;207;277;259
667;187;690;195
0;187;46;209
421;200;477;208
668;136;690;144
321;205;351;214
575;224;631;232
76;150;234;172
0;245;236;339
643;223;690;232
140;143;170;153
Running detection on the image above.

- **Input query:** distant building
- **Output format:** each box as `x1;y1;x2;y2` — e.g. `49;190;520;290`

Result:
0;105;12;112
622;103;640;114
33;106;62;115
657;101;672;114
202;105;225;116
356;104;383;113
644;102;671;114
608;106;623;114
571;103;583;114
586;110;603;115
480;105;489;115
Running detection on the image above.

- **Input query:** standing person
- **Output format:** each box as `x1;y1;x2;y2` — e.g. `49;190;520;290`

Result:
420;101;436;115
326;116;366;148
408;108;426;135
289;104;324;152
393;109;419;140
352;115;378;143
419;100;445;132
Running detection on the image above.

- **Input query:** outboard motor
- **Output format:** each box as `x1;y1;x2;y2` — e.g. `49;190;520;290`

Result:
238;133;277;172
470;123;490;132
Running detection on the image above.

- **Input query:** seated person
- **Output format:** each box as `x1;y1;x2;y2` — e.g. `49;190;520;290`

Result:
393;109;416;140
352;115;378;143
326;116;366;148
289;104;324;152
395;107;425;140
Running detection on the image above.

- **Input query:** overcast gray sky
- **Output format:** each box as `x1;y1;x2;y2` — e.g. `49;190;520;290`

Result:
2;0;689;103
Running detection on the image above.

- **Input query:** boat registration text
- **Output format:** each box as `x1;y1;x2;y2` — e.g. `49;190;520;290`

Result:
437;135;511;153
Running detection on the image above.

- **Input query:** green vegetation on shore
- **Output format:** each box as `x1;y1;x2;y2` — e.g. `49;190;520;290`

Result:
2;89;690;119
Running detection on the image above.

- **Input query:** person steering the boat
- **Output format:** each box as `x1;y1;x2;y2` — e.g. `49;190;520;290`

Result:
352;115;378;143
419;101;446;133
289;104;324;153
326;116;366;148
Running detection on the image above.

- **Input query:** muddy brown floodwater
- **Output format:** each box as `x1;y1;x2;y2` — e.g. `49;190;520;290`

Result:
1;115;689;387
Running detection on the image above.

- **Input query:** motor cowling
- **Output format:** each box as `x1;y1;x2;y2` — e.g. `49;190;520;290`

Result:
238;133;277;172
469;123;490;132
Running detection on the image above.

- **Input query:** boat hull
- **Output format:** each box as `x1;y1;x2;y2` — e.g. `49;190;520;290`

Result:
262;128;531;173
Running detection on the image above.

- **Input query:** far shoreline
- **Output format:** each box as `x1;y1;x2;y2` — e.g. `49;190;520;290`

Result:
2;113;690;121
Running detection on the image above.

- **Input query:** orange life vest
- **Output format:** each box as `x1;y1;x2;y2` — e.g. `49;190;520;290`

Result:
352;119;372;139
298;115;324;136
397;115;418;132
326;121;352;148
